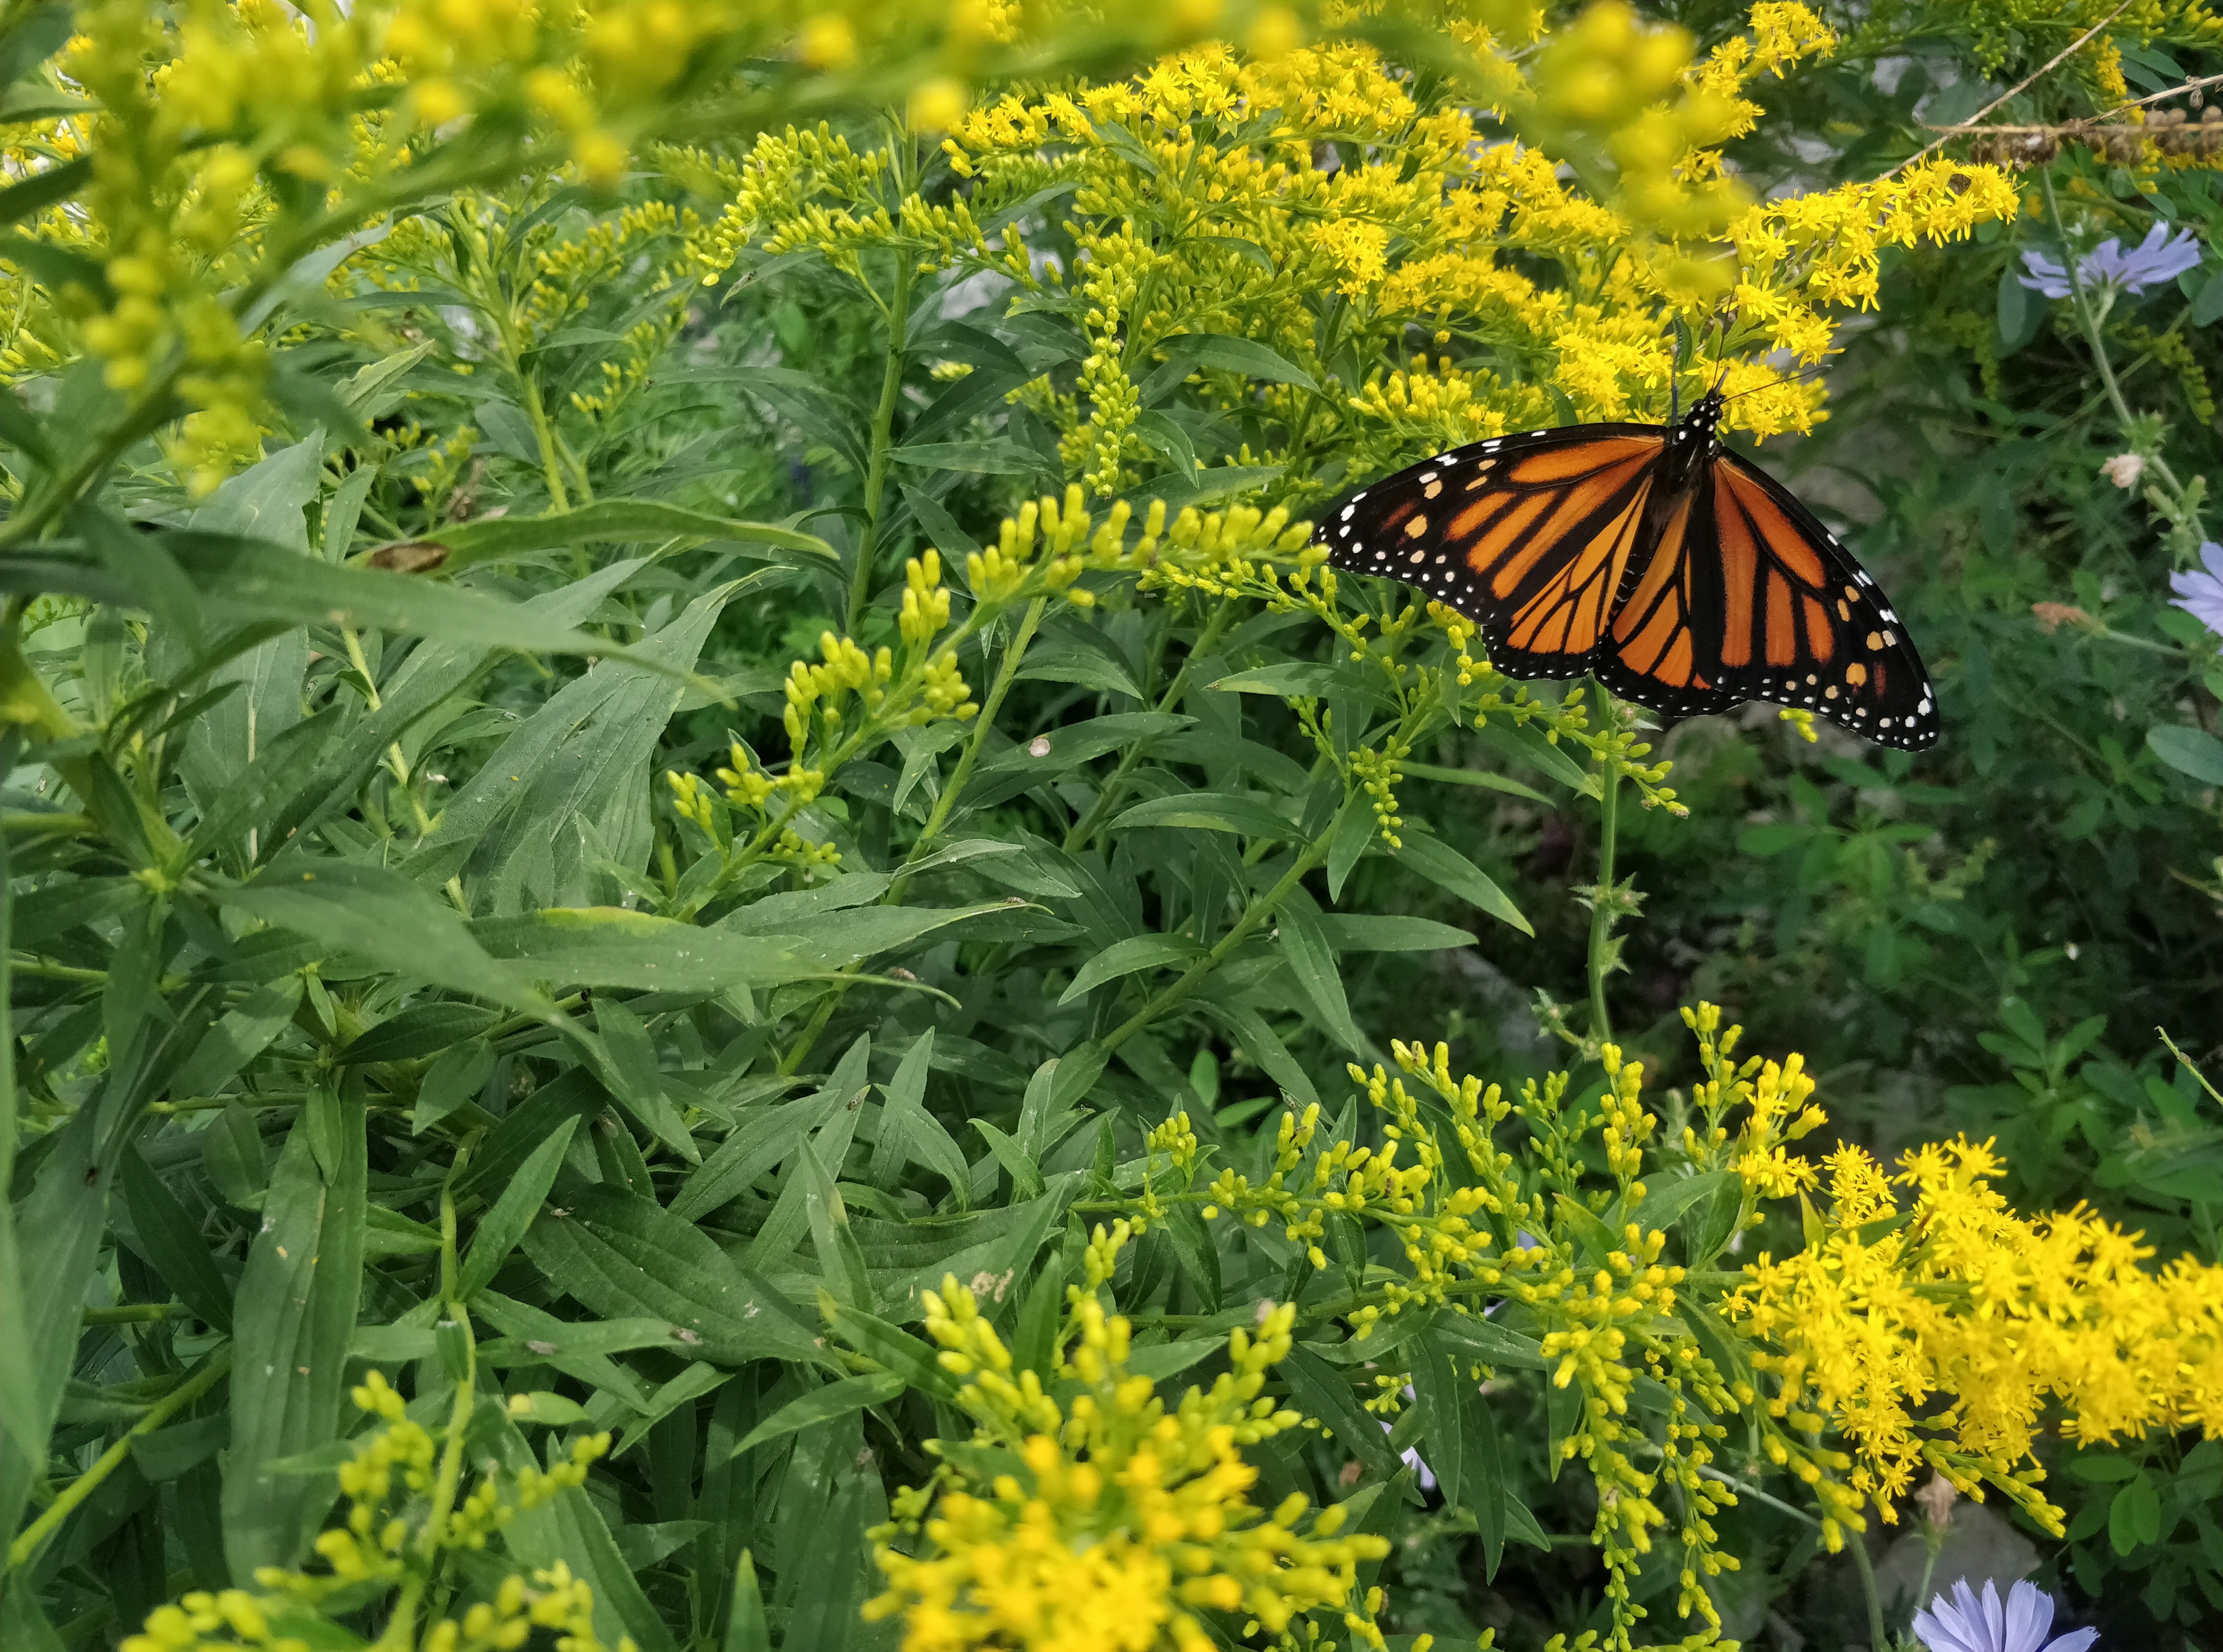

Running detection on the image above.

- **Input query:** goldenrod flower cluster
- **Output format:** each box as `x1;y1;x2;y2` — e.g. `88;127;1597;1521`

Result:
867;1273;1401;1652
695;3;2027;511
124;1372;629;1652
1726;1133;2223;1533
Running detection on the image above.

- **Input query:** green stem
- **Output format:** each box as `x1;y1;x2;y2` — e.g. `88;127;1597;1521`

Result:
894;595;1046;896
1847;1522;1891;1652
1587;745;1621;1046
1100;793;1358;1054
2043;169;2200;523
780;597;1049;1077
5;1347;233;1571
1062;596;1238;855
848;255;917;634
82;1303;192;1325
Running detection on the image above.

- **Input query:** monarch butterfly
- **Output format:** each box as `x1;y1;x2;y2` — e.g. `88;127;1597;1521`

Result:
1318;387;1939;749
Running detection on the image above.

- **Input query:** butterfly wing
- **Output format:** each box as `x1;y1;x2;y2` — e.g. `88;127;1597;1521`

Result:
1321;425;1677;682
1649;450;1939;749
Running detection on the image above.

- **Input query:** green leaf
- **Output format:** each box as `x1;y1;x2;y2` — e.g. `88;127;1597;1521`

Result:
1410;1328;1468;1506
165;530;663;663
672;1040;871;1222
1470;718;1589;789
0;1105;108;1539
2194;267;2223;328
723;1552;772;1652
434;498;835;572
822;1301;960;1399
1058;934;1206;1005
172;976;304;1098
491;1412;680;1652
1625;1169;1740;1239
224;1100;368;1576
1399;759;1553;805
2147;724;2223;785
779;1475;872;1652
1315;914;1478;953
1138;331;1318;402
1997;263;2046;354
1162;1203;1223;1312
219;860;552;1017
469;908;814;991
459;1118;580;1299
868;1029;973;1202
898;483;980;562
1469;1384;1509;1579
1208;661;1396;710
1280;1346;1400;1481
520;1183;823;1366
1277;887;1362;1053
1432;1316;1548;1372
797;1139;875;1309
334;1000;501;1065
1107;791;1295;837
0;154;88;231
121;1146;234;1331
414;1042;495;1136
731;1372;905;1457
891;439;1047;475
1393;833;1531;936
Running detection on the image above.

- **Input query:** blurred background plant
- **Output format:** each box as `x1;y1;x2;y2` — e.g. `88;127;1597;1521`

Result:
2;0;2221;1651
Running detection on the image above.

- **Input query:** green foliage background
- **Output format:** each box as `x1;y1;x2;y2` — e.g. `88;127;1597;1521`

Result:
2;1;2222;1651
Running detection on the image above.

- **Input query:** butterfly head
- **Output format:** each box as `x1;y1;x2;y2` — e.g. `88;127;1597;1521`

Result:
1671;387;1725;450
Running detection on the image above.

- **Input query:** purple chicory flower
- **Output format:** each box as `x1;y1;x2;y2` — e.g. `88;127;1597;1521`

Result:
1911;1579;2097;1652
2169;541;2223;637
2019;221;2204;300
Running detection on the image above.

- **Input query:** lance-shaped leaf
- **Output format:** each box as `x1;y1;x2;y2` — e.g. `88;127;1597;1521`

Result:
224;1102;368;1577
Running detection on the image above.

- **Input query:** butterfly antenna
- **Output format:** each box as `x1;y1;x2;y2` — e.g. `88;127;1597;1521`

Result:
1719;358;1833;405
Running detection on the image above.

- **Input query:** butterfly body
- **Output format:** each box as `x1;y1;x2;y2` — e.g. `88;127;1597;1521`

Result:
1320;389;1939;749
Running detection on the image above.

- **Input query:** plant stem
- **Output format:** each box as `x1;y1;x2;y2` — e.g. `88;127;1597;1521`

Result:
2042;168;2200;521
5;1347;233;1571
1847;1524;1892;1652
1100;794;1358;1053
848;254;917;634
779;596;1050;1076
893;595;1046;897
1587;742;1621;1046
1063;595;1237;855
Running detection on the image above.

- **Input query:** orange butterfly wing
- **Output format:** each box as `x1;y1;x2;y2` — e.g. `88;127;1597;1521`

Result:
1658;454;1937;747
1320;410;1939;749
1323;425;1691;683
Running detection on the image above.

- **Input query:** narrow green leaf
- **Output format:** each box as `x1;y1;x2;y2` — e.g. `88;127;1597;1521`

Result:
723;1552;771;1652
2148;724;2223;785
334;1001;501;1065
434;498;835;572
1625;1169;1740;1239
796;1140;875;1310
1280;1346;1400;1481
1392;833;1532;936
1470;718;1589;789
458;1118;580;1299
731;1372;905;1458
1316;914;1479;953
219;860;551;1016
121;1146;234;1331
1107;791;1295;837
1410;1328;1468;1508
224;1100;368;1576
0;1105;106;1539
1276;888;1362;1053
1057;934;1205;1005
470;907;814;991
492;1412;680;1652
520;1183;823;1366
